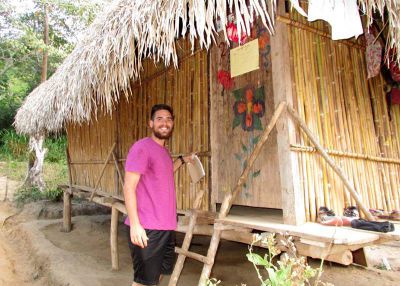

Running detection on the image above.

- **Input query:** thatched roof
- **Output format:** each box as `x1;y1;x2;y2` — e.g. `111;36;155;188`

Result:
14;0;400;135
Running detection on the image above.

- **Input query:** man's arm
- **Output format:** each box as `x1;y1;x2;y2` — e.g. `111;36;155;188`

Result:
173;154;195;172
173;157;184;172
123;171;148;248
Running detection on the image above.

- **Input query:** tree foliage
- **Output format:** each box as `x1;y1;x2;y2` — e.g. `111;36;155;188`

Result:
0;0;107;130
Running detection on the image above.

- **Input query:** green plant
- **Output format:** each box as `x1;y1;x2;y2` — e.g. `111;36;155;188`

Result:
0;129;29;160
14;186;44;206
44;187;64;201
44;135;67;163
246;233;328;286
206;278;222;286
0;129;67;163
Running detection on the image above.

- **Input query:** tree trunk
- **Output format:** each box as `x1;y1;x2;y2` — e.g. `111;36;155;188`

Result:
26;134;47;192
26;4;49;192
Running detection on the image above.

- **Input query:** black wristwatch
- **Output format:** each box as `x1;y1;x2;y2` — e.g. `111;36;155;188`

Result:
178;155;185;164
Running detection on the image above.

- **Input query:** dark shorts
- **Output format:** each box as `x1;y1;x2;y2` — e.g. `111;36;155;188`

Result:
126;226;176;285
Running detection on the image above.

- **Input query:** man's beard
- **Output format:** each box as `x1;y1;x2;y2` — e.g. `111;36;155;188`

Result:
153;128;173;139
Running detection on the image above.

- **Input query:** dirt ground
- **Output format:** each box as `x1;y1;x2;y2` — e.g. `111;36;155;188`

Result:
1;177;400;285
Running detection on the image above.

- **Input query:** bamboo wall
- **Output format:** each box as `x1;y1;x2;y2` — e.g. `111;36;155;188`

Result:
210;19;282;209
287;13;400;221
67;38;210;211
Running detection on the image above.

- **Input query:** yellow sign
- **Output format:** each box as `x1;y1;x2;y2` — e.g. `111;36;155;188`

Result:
230;39;259;77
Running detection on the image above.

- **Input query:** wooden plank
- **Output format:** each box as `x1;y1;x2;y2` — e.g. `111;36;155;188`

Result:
270;16;305;225
216;217;381;245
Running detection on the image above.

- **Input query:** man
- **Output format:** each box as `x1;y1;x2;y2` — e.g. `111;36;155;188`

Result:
123;104;191;286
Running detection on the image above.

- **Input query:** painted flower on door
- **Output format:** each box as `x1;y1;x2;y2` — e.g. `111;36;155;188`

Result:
233;85;265;131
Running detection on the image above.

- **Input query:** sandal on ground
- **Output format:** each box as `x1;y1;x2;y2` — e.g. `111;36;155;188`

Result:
343;206;359;219
318;206;336;223
389;210;400;221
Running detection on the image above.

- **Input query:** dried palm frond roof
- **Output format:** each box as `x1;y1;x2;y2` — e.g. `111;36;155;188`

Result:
14;0;400;135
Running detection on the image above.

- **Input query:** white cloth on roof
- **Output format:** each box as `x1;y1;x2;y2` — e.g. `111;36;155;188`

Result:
308;0;363;40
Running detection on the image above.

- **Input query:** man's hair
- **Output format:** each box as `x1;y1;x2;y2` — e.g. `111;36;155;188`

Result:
150;104;174;120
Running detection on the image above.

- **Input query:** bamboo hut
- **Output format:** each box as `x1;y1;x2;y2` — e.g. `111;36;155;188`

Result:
14;0;400;283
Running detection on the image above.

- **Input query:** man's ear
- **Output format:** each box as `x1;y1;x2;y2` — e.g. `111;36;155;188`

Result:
149;119;153;128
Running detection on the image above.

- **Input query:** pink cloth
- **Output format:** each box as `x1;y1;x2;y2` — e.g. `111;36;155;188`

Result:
124;137;177;230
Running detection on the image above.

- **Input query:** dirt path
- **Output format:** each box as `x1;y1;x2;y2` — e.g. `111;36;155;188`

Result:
0;202;52;286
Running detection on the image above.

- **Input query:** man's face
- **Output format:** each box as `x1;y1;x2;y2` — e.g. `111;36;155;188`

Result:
149;109;174;139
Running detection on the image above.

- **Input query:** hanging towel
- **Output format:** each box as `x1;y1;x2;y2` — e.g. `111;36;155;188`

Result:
365;27;382;79
308;0;363;40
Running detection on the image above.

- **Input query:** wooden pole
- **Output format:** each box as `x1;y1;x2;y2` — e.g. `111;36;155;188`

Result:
90;143;116;201
112;151;124;188
62;148;73;232
168;189;205;286
286;105;375;221
198;229;222;286
110;206;119;270
62;191;72;232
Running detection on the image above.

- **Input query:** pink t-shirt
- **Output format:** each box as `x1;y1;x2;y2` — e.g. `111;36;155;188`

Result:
124;137;177;230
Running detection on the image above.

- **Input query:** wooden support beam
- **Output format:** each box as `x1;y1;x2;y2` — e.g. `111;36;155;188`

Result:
270;15;305;225
198;229;222;286
59;184;124;201
286;105;375;221
90;143;116;201
352;248;368;267
62;191;72;232
175;248;211;264
112;151;124;187
168;190;205;286
62;147;73;232
110;207;119;270
178;216;215;226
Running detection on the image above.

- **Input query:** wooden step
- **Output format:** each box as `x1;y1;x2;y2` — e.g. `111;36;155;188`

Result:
175;247;211;265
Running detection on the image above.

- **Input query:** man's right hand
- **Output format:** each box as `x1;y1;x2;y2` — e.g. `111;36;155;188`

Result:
130;223;149;248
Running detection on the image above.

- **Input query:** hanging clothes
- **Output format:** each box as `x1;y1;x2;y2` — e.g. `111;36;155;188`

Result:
390;87;400;105
388;51;400;82
365;27;382;79
308;0;363;40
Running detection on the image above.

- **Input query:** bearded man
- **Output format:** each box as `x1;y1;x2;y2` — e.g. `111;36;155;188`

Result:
123;104;191;286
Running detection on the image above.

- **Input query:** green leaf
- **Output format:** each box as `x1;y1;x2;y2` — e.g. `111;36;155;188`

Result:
266;268;277;284
253;116;263;130
246;253;268;266
252;135;260;146
234;153;242;161
252;170;261;178
243;159;247;169
232;115;241;129
233;88;243;100
242;143;248;152
255;86;265;101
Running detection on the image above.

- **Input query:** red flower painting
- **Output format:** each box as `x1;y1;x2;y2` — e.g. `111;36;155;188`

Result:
233;85;265;131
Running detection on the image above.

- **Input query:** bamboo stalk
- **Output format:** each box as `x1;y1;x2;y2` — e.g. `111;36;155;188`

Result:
286;105;375;221
90;142;116;200
290;145;400;164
